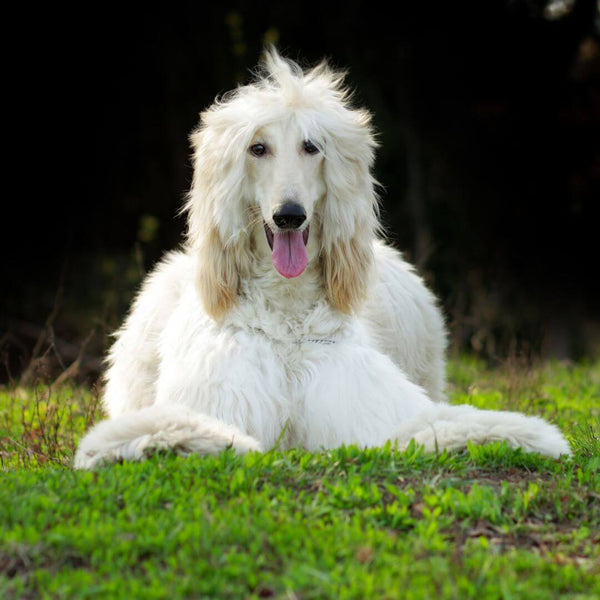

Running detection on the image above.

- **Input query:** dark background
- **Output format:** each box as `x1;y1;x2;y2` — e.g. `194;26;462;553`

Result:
2;0;599;384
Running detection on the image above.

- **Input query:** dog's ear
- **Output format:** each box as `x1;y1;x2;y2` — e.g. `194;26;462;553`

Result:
185;115;251;320
195;225;241;320
322;222;374;314
319;109;379;314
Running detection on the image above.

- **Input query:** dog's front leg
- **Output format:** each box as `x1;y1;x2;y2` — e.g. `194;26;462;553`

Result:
293;341;434;450
154;324;291;450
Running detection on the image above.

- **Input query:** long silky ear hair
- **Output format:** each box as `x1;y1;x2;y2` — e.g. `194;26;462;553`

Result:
184;106;254;321
310;63;380;314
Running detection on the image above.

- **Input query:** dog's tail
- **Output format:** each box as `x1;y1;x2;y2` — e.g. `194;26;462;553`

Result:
393;403;571;458
73;405;262;470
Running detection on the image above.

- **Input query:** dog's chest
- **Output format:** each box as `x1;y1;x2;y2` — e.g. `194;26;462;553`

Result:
160;295;367;447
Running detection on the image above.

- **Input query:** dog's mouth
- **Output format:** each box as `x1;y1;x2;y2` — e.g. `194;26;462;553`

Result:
264;222;310;279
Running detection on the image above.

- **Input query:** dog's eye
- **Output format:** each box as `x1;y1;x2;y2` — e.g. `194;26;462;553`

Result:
249;143;268;157
303;140;320;155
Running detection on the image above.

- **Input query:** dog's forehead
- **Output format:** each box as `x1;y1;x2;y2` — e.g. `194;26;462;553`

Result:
253;118;301;140
251;114;323;148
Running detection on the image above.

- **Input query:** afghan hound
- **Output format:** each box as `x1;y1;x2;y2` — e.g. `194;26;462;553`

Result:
74;49;570;469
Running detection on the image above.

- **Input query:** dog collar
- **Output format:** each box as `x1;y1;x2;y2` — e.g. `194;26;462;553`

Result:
295;338;336;345
248;326;337;345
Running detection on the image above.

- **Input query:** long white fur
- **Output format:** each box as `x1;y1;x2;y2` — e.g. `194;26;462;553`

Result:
74;49;570;469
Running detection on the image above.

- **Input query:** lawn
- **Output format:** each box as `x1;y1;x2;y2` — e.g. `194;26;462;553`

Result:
1;359;599;599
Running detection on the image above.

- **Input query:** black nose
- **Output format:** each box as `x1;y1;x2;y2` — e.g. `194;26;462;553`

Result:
272;203;307;230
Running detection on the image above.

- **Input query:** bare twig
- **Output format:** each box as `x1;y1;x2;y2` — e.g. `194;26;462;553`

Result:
53;329;96;387
10;321;103;377
30;279;64;364
19;266;66;385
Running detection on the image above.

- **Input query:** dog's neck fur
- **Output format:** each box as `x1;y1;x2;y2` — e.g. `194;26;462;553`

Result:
226;219;348;342
229;272;347;344
245;260;326;317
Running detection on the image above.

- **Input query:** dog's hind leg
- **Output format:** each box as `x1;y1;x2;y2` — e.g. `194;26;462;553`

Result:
393;403;571;458
73;405;262;469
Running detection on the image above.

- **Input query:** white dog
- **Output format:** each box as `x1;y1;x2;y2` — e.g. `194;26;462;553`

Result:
74;49;570;469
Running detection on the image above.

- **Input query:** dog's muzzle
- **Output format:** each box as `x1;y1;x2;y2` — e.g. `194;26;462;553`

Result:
264;203;310;279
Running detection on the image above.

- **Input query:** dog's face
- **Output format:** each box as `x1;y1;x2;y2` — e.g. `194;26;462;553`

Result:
247;119;326;279
187;49;379;319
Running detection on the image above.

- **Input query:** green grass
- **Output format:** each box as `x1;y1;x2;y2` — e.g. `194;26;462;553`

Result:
1;359;599;599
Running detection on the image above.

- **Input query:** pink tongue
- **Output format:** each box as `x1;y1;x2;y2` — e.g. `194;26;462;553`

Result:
271;231;308;278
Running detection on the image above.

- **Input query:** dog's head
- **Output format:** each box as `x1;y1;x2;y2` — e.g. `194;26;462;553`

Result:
186;48;379;320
